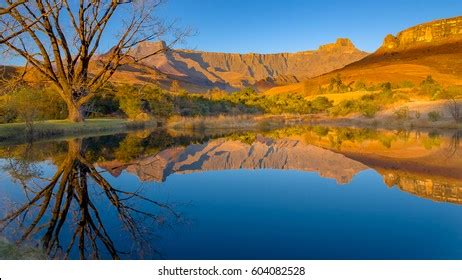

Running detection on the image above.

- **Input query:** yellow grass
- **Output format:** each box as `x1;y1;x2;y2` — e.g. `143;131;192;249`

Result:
305;91;373;105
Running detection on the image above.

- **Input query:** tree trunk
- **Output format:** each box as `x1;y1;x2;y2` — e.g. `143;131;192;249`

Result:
67;102;85;122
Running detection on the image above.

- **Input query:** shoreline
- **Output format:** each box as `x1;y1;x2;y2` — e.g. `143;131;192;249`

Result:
0;119;160;145
1;114;460;145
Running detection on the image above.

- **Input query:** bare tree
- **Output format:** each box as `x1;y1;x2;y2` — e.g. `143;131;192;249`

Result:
0;0;188;122
0;1;26;15
0;1;49;44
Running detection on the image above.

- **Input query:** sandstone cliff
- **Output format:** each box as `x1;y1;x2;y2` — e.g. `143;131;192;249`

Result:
268;15;462;94
378;16;462;53
382;171;462;204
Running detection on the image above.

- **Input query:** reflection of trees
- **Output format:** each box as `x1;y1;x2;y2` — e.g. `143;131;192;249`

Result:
2;142;43;186
0;139;181;259
446;131;461;158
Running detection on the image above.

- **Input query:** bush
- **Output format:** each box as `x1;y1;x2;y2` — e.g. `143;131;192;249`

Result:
0;86;67;124
380;82;392;92
311;96;333;112
88;93;120;117
360;103;379;118
394;107;409;120
354;81;367;91
330;100;358;116
427;111;442;122
118;94;146;120
420;75;442;98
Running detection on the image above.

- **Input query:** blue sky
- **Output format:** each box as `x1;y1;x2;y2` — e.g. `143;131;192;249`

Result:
3;0;461;66
155;0;462;53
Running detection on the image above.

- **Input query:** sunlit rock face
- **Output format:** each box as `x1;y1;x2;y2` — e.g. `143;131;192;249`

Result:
378;16;462;53
129;38;368;90
383;172;462;204
99;136;368;184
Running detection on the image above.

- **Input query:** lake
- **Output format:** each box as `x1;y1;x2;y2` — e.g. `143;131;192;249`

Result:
0;126;461;260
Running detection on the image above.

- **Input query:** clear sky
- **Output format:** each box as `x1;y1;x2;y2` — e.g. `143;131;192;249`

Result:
3;0;462;66
155;0;462;53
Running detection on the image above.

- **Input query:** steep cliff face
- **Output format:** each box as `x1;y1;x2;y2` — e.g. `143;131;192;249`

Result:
128;38;368;91
378;16;462;52
382;171;462;204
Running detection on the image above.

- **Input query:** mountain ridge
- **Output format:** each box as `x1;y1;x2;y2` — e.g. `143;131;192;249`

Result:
118;38;368;91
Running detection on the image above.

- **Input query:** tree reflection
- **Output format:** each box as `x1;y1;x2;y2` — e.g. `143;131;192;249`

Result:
446;130;461;158
0;139;181;259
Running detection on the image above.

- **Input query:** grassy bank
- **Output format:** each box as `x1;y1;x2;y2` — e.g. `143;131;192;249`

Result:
166;114;318;131
0;118;159;144
0;237;46;260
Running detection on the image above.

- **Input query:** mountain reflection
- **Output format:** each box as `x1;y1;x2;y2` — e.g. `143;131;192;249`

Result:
94;127;462;204
0;126;461;259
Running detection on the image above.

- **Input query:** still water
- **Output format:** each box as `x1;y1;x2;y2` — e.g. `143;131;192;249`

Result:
0;126;461;259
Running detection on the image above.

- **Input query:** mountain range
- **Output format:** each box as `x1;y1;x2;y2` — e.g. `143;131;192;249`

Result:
107;38;368;92
3;15;462;95
108;15;462;94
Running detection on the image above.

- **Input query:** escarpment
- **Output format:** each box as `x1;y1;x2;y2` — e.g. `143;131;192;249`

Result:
377;16;462;53
125;38;368;91
265;15;462;94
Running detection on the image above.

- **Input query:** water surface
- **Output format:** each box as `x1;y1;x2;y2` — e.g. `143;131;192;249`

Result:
0;126;461;259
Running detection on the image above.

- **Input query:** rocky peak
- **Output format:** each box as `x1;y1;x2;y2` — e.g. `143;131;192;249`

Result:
318;38;357;52
132;40;168;56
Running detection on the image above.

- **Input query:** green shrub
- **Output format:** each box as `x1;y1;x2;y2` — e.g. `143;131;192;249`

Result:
360;103;379;118
420;75;442;98
354;81;367;91
312;126;330;136
380;82;392;91
330;100;358;116
311;96;333;112
88;93;120;117
0;86;67;124
394;107;410;120
118;95;146;120
427;111;442;122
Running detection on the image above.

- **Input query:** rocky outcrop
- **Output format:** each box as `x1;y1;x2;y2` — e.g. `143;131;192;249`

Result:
378;16;462;53
129;38;368;90
98;136;368;184
383;172;462;204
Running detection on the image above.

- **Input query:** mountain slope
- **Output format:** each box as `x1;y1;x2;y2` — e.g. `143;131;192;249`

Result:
111;38;368;92
267;15;462;95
